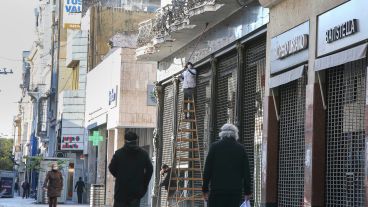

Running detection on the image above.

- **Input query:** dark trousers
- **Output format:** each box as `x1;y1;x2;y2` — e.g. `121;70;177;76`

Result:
114;199;140;207
77;191;83;204
49;196;57;207
184;88;194;100
208;193;241;207
22;189;29;198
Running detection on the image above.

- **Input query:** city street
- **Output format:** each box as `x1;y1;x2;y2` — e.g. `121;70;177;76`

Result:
0;196;88;207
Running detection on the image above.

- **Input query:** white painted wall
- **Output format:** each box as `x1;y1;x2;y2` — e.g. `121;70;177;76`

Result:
85;48;121;129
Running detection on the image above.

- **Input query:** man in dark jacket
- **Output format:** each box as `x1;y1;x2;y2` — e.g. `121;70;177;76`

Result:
74;177;85;204
109;131;153;207
202;123;252;207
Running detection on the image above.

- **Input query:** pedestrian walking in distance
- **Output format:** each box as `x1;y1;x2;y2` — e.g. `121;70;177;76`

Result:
43;163;63;207
202;123;252;207
74;177;85;204
109;131;153;207
159;164;177;205
21;180;30;199
14;181;19;196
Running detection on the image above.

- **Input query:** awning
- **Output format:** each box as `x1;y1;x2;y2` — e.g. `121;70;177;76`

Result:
314;43;368;71
269;65;305;88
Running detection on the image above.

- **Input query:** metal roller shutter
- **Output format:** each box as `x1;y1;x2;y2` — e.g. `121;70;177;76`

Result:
325;59;366;206
161;83;174;206
277;75;306;207
241;37;266;206
215;50;238;138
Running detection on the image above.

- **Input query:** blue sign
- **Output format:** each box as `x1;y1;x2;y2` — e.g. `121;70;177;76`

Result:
109;86;118;107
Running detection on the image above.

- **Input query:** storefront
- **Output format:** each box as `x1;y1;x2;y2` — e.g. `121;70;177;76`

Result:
268;21;309;207
315;0;368;205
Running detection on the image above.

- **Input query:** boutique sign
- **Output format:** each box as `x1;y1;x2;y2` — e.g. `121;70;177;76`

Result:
63;0;82;29
276;34;308;59
270;21;309;74
326;19;358;43
317;0;368;56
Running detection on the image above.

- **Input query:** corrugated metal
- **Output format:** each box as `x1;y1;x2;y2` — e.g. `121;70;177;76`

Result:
215;50;238;138
325;59;366;206
241;37;266;206
161;83;174;206
277;75;306;207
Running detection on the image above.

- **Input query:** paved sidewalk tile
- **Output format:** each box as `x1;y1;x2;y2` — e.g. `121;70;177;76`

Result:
0;196;89;207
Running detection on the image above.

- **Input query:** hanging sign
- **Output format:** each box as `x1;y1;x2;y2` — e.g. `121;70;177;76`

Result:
63;0;82;29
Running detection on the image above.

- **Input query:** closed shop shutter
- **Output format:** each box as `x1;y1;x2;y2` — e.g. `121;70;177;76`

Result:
325;59;366;206
161;83;174;206
215;50;238;138
277;75;306;206
241;36;266;206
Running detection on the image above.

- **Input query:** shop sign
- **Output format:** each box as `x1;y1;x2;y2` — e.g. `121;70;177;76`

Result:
61;135;84;150
326;19;358;43
317;0;368;56
276;34;308;59
63;0;82;29
108;86;118;107
271;21;309;74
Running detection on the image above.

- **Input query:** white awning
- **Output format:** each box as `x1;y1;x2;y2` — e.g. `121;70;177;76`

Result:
314;43;368;71
269;65;305;88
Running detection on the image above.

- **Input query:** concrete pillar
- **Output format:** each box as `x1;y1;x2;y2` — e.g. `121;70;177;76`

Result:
96;128;107;185
261;96;279;207
114;128;125;151
105;129;115;207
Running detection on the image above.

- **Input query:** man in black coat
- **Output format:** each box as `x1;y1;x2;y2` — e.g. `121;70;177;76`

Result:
109;131;153;207
202;123;252;207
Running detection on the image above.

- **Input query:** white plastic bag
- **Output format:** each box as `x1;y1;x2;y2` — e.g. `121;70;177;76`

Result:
240;200;251;207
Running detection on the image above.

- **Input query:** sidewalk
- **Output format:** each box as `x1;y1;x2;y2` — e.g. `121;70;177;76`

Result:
0;196;89;207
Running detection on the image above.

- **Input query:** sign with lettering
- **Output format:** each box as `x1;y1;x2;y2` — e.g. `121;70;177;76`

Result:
271;21;309;74
108;86;118;107
276;34;308;59
63;0;82;29
317;0;368;56
61;135;84;150
326;19;357;43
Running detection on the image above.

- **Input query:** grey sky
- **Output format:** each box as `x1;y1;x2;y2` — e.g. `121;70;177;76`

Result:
0;0;36;136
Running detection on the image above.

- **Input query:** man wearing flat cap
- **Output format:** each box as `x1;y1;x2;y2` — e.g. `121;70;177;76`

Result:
202;123;252;207
109;131;153;207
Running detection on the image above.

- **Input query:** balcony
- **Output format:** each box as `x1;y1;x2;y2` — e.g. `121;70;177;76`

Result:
136;0;245;61
258;0;283;8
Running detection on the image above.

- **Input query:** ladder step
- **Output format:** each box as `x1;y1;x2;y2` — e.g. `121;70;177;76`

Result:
176;168;202;172
181;119;196;122
177;148;199;152
177;158;200;161
169;187;202;191
176;138;198;142
183;109;195;113
183;100;195;104
173;177;203;181
178;128;196;132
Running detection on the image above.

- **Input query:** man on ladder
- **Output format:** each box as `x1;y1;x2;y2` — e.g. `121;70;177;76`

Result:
179;62;197;119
